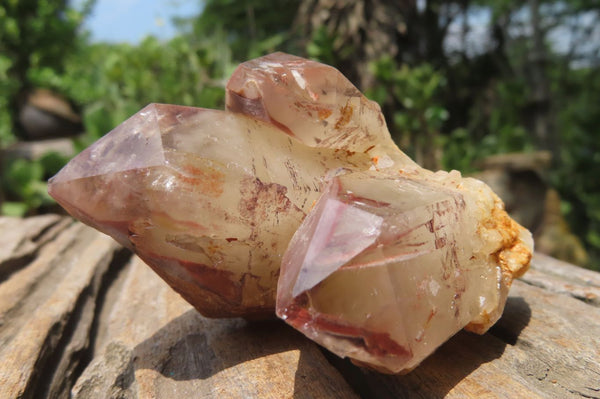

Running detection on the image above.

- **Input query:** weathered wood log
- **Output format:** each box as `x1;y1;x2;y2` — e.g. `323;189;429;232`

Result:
71;256;358;399
0;215;599;398
0;218;122;398
330;279;600;398
521;253;600;305
0;215;71;281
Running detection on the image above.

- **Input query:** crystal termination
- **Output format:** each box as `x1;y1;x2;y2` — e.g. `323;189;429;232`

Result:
48;53;532;373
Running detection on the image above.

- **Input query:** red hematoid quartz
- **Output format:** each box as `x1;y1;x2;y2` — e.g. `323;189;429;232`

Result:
48;52;532;373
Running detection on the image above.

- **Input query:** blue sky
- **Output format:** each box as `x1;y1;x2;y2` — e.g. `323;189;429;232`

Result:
79;0;201;43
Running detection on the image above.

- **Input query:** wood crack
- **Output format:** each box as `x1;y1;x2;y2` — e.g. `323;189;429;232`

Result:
30;247;132;398
0;216;71;283
2;217;600;398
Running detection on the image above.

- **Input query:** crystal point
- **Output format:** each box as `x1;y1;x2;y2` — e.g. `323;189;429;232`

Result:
49;103;371;317
49;53;532;373
276;171;531;373
49;104;165;185
226;52;417;169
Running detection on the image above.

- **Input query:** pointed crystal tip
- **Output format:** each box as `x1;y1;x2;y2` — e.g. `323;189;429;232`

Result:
277;171;532;373
48;53;532;374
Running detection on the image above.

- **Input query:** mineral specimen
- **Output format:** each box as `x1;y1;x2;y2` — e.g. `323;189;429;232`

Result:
48;52;532;373
276;171;531;373
47;104;371;318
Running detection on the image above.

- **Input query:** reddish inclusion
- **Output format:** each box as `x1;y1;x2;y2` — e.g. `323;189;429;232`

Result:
334;103;354;129
176;258;240;302
285;302;412;360
177;164;225;197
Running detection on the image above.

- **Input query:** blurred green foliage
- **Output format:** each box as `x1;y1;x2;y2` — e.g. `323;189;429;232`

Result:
58;35;231;143
551;67;600;260
0;0;93;142
1;152;67;216
184;0;301;60
0;0;599;268
0;0;92;215
368;58;449;169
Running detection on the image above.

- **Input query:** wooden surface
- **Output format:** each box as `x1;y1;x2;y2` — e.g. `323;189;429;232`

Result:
0;215;599;398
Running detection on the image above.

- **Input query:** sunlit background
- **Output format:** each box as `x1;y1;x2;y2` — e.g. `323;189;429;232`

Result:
1;0;599;269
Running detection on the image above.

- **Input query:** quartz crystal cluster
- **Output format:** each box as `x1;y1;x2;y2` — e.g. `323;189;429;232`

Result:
48;53;532;373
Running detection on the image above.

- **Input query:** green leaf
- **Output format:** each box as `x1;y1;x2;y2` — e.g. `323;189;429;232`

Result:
587;230;600;249
39;151;69;177
5;159;44;195
1;202;27;217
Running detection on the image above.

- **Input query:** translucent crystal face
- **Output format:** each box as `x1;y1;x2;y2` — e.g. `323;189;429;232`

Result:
48;53;532;373
276;171;516;373
48;103;371;317
226;52;417;169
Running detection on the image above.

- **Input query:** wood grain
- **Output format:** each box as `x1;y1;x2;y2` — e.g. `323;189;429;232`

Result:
334;279;600;399
0;214;71;281
521;253;600;306
0;220;121;398
71;256;359;399
0;216;599;398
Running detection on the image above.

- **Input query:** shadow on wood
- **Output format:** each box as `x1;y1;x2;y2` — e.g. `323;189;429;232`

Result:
129;297;531;398
488;296;532;345
132;310;359;398
3;218;598;398
319;296;531;398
